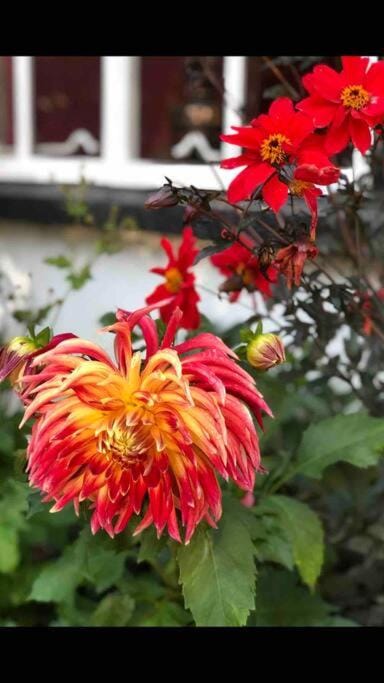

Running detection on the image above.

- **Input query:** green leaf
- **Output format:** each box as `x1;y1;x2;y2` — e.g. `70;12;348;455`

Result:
34;326;52;347
251;568;346;627
99;311;116;326
252;516;294;571
29;528;127;603
66;265;92;290
0;526;19;573
45;255;72;269
29;551;80;604
295;414;384;479
177;496;256;626
138;527;167;565
90;593;135;626
135;601;191;626
256;495;324;589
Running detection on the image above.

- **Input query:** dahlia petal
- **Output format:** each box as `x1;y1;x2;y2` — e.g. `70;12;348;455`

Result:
269;97;295;120
311;64;344;102
220;126;264;150
325;117;350;154
262;175;289;213
349;117;372;154
297;95;338;128
366;60;384;94
227;163;274;204
175;333;237;359
362;96;384;120
221;153;258;169
341;56;369;83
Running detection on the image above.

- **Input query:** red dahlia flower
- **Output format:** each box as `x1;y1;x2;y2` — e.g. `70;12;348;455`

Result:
11;305;271;543
211;243;277;302
220;98;339;226
146;226;200;330
298;56;384;154
275;239;319;288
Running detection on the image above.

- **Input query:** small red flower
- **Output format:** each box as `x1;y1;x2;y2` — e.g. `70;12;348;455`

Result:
298;56;384;154
146;226;200;330
220;97;339;225
211;243;277;302
275;240;319;288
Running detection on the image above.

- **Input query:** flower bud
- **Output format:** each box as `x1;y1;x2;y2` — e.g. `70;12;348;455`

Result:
246;333;285;371
0;336;38;386
144;185;178;210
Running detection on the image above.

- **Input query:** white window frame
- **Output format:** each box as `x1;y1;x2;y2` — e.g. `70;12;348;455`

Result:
0;56;377;191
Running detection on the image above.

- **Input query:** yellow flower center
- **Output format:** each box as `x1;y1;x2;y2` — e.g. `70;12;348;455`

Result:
340;84;370;111
289;179;312;197
260;133;291;165
165;266;183;293
235;262;254;286
99;421;153;468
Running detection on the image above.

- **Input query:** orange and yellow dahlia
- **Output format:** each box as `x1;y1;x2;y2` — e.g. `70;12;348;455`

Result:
10;304;271;543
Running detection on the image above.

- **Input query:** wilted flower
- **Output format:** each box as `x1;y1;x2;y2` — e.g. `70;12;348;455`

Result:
247;332;286;371
356;288;384;336
10;304;272;543
144;185;178;210
211;243;277;302
146;226;200;330
275;240;319;288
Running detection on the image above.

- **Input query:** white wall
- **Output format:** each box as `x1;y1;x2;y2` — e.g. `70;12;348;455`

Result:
0;221;268;349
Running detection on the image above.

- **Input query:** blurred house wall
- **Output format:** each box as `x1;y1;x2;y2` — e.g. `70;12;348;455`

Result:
0;221;256;346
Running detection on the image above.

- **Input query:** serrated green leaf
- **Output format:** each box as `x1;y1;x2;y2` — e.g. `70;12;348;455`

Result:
256;495;324;589
295;414;384;479
177;497;256;626
90;593;135;626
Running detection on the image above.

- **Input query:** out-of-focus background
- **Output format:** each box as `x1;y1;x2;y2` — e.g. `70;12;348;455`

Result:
0;56;367;343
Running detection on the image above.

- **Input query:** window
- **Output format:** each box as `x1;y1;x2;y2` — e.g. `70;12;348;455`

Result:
0;56;375;191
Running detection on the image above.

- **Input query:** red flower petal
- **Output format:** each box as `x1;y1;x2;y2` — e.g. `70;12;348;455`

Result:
325;118;350;154
295;163;340;185
262;175;288;213
227;163;274;204
303;187;322;240
341;56;369;84
349;117;372;154
269;97;295;120
297;95;338;128
220;153;258;169
311;65;344;102
363;96;384;118
366;60;384;94
220;126;264;150
302;72;317;95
